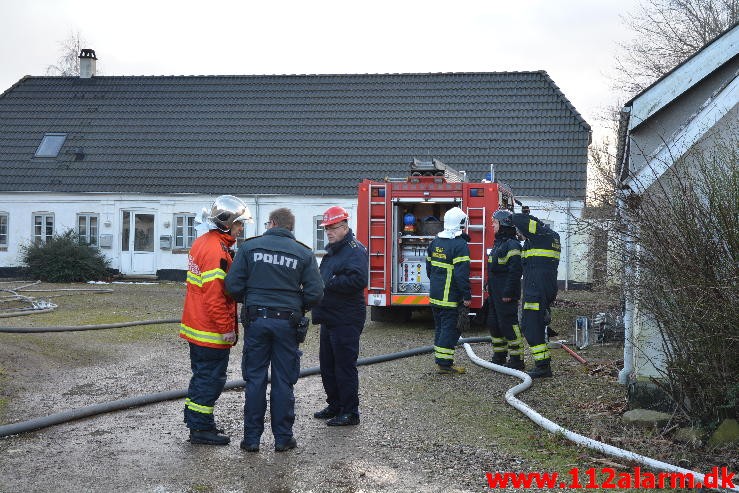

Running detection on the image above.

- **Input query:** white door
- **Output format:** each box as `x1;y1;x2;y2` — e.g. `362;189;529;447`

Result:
120;210;156;275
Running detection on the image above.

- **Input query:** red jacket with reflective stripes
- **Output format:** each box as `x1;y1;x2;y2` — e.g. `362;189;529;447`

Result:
179;230;238;349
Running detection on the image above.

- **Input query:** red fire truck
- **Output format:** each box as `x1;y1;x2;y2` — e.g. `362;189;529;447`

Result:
356;158;515;322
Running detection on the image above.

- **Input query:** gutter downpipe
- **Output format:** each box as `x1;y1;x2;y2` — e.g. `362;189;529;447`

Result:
565;197;571;290
254;196;261;234
618;197;635;385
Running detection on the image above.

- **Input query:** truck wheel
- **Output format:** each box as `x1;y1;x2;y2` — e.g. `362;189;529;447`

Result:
370;306;412;323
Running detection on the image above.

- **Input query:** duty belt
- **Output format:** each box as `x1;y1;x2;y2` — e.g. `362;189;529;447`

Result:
247;306;293;320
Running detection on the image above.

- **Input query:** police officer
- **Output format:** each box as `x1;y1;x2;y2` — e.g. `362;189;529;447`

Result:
180;195;252;445
225;208;323;452
487;209;524;370
311;206;368;426
511;210;561;378
426;207;471;374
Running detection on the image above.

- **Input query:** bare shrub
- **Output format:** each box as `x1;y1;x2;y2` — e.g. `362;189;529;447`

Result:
621;136;738;425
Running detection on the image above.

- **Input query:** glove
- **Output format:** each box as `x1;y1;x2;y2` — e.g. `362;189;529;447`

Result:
456;304;470;333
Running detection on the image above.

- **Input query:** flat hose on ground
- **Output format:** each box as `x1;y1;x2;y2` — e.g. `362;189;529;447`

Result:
463;343;739;493
0;336;491;437
0;319;181;333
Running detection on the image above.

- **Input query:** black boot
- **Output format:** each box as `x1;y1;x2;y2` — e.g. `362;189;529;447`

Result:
189;429;230;445
504;355;525;371
327;413;360;426
490;352;507;365
313;406;339;419
527;359;553;379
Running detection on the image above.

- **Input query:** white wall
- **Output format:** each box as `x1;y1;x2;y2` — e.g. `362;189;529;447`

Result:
0;191;587;283
0;192;356;274
515;197;589;285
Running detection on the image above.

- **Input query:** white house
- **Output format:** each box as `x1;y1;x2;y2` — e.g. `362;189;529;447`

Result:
0;56;591;281
615;24;738;393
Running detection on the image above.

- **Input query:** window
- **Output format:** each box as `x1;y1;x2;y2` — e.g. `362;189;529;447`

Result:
174;214;196;249
35;133;67;158
314;215;326;252
77;214;99;246
0;213;8;248
33;213;54;245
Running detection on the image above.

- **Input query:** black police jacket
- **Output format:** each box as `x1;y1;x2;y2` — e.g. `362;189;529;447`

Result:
511;213;561;273
487;230;522;300
225;227;324;313
311;230;368;327
426;235;471;308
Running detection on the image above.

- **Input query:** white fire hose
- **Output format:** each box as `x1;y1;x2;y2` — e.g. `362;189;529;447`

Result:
463;343;738;492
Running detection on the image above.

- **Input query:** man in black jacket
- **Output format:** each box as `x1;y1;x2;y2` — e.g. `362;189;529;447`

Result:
311;206;369;426
225;208;324;452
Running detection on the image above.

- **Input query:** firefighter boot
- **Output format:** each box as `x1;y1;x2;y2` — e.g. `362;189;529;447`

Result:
504;355;525;371
327;413;360;426
490;352;508;365
190;429;230;445
437;364;466;375
527;359;553;379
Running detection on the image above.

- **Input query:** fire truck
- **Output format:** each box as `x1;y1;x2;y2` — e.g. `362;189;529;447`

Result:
356;158;515;322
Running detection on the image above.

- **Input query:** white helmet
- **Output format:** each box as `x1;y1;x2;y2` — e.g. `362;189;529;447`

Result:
438;207;467;238
207;195;253;232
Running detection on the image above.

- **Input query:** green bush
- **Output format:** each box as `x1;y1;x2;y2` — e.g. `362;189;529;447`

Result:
20;229;111;282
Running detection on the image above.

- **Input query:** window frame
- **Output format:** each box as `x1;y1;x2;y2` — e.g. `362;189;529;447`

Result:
34;133;67;158
173;213;197;249
0;212;8;248
77;213;100;247
32;212;55;246
313;215;326;253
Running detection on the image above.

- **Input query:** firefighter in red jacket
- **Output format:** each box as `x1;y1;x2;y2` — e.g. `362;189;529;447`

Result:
180;195;253;445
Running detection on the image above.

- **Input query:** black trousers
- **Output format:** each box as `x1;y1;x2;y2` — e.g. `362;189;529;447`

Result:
319;322;363;415
184;343;230;431
521;267;558;363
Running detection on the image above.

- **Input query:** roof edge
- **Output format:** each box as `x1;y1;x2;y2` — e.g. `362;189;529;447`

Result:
624;21;739;108
16;70;552;81
538;70;592;137
0;75;31;100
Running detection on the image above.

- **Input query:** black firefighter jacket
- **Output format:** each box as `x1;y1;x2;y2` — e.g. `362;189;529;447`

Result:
487;230;522;301
426;235;471;309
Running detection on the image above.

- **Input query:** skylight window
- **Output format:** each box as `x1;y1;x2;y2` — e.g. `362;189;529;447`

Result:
35;133;67;158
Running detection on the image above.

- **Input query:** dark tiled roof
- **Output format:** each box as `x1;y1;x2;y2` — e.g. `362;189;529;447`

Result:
0;72;590;198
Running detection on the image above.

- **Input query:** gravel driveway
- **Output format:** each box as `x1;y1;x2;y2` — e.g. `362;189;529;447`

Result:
1;282;728;493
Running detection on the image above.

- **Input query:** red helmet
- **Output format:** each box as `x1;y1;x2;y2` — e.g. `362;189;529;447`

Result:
320;206;349;226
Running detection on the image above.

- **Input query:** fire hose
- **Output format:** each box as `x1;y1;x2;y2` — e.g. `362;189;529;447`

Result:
463;343;738;493
0;336;492;437
0;331;733;491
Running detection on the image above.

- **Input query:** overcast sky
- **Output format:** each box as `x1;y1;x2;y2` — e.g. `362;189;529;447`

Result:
1;0;641;142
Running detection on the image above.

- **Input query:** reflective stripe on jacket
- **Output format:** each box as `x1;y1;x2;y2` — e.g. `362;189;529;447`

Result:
426;235;471;308
179;230;237;349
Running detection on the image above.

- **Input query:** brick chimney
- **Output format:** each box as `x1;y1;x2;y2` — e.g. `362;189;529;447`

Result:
78;49;97;78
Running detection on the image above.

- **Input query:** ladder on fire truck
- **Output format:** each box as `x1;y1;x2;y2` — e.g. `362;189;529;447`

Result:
367;183;388;291
465;206;487;306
